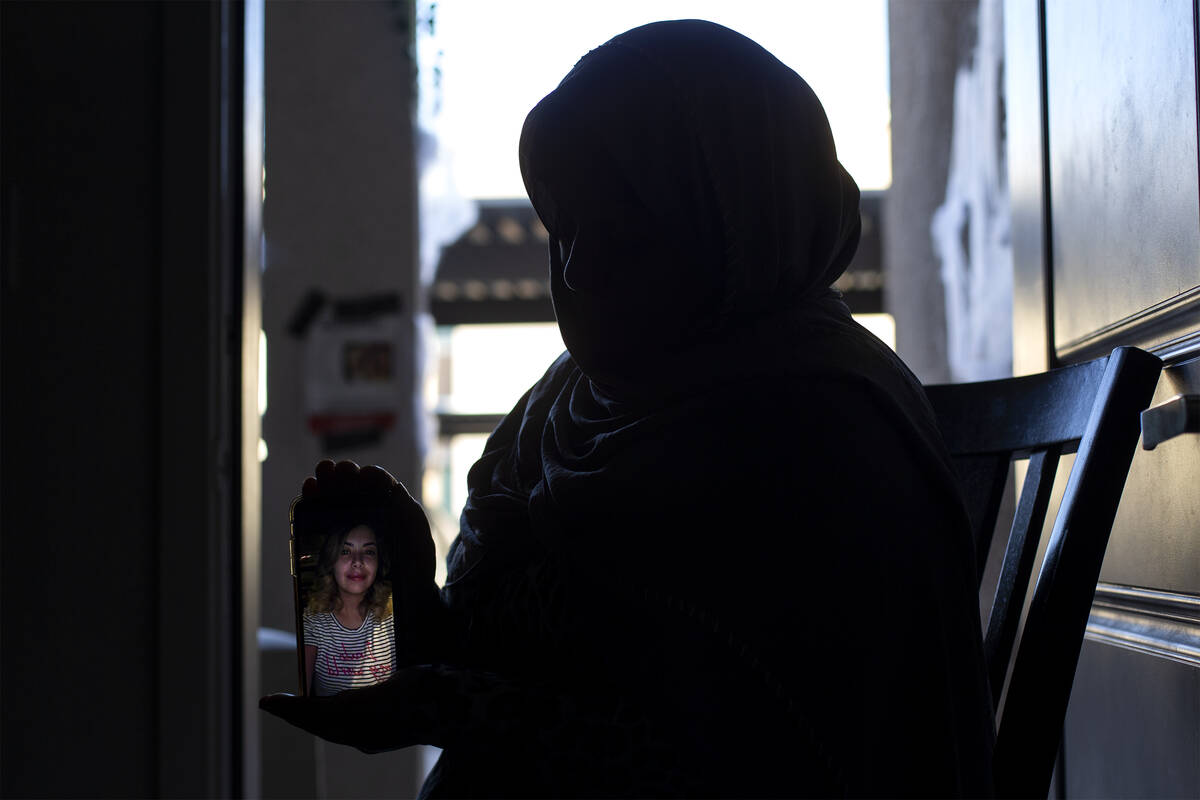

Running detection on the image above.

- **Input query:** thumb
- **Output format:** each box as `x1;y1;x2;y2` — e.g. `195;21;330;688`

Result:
259;693;328;737
259;693;367;749
259;673;429;753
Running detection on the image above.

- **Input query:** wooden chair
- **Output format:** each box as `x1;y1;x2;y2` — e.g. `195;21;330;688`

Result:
924;346;1162;798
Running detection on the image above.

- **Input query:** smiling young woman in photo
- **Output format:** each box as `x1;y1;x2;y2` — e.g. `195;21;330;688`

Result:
303;523;396;696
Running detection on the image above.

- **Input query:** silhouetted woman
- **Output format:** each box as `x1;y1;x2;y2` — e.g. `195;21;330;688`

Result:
264;19;995;797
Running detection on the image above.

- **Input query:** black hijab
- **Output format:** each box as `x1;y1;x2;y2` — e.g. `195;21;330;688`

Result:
449;18;962;586
518;18;862;396
443;20;991;796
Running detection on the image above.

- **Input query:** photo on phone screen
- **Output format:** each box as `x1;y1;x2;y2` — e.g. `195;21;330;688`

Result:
290;496;398;696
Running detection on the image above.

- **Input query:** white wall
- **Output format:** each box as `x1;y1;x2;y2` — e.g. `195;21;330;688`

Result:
262;2;422;796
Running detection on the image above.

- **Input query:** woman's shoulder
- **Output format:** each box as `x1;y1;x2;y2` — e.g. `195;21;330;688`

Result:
364;610;394;628
302;610;327;647
302;610;334;631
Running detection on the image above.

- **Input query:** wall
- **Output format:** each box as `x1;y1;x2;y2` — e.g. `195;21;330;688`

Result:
261;2;422;796
1006;0;1200;795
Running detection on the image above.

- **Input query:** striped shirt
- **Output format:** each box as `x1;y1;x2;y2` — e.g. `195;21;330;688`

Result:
303;610;396;696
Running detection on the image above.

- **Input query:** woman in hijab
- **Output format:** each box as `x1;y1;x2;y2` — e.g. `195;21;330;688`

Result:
263;19;995;797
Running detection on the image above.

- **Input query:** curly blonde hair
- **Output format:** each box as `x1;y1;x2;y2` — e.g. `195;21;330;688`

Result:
305;522;393;621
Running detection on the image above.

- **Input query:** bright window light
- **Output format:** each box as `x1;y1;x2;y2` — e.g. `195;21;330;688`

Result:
419;0;890;199
438;322;566;414
854;313;896;350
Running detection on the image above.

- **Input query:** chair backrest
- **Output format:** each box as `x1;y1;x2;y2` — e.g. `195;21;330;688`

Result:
924;346;1161;798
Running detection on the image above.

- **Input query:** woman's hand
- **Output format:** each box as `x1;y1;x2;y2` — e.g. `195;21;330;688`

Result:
303;459;435;594
262;664;683;794
302;459;449;663
260;666;439;753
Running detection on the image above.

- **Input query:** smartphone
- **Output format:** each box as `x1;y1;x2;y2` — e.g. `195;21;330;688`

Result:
289;494;398;696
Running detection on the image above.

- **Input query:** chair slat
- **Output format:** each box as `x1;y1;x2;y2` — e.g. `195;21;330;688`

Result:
951;453;1013;581
983;444;1061;708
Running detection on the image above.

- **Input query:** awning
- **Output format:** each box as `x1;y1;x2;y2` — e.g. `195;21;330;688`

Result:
430;192;885;325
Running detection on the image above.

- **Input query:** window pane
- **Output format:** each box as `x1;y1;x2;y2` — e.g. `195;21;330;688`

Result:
437;322;565;414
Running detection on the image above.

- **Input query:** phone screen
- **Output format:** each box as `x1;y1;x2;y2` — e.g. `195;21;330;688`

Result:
289;495;398;696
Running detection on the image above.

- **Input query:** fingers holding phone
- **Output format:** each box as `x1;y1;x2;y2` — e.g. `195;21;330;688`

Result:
302;460;436;591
